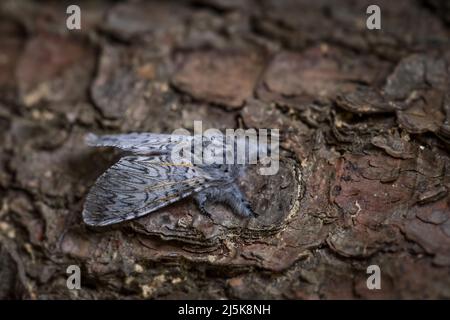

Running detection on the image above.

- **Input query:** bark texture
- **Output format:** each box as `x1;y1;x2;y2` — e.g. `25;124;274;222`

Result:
0;0;450;299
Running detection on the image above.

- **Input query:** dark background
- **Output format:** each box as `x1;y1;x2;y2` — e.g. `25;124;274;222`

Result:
0;0;449;299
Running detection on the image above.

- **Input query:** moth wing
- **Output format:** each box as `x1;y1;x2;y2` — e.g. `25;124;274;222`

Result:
82;155;226;226
85;132;194;155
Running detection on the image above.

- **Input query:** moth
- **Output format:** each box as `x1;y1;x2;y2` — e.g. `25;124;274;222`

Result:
82;132;266;226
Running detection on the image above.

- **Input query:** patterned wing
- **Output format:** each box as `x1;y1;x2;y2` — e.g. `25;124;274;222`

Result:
82;155;228;226
85;132;194;155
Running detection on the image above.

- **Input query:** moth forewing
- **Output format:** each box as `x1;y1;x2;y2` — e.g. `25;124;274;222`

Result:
82;153;227;226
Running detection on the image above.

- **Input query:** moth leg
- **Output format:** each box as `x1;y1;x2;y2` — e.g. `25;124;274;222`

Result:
222;184;258;218
193;192;212;218
196;185;257;218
